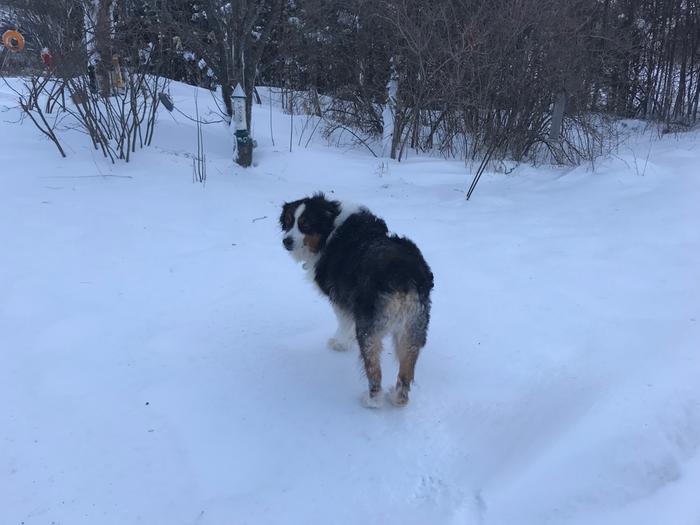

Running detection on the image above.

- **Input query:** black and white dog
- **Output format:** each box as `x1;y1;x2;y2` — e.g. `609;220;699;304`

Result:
280;193;433;407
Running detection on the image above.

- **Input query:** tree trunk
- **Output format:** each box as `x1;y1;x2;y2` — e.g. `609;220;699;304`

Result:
86;0;113;97
383;61;399;159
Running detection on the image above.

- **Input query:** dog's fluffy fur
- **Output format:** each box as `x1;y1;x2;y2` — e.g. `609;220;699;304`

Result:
280;193;434;407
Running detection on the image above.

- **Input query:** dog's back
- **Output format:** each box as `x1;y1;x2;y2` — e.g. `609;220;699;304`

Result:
315;210;433;312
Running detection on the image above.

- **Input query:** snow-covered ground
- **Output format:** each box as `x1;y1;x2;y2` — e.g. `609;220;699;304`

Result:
1;81;699;525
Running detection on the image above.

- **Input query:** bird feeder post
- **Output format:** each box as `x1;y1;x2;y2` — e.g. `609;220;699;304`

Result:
233;83;252;167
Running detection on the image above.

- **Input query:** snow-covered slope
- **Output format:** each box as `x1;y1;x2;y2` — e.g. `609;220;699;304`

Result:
1;81;699;525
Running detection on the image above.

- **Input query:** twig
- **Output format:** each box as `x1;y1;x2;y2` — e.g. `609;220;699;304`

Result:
324;119;378;157
269;86;275;147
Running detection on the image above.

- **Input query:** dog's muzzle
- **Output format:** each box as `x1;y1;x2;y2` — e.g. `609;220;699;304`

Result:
283;237;294;251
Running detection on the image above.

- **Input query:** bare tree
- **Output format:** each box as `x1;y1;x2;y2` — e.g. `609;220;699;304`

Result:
159;0;283;130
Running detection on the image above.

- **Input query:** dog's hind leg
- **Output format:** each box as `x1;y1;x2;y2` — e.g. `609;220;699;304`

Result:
391;336;420;406
390;308;429;406
356;323;384;408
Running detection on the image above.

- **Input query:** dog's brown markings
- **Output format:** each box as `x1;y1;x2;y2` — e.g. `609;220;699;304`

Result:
303;233;323;253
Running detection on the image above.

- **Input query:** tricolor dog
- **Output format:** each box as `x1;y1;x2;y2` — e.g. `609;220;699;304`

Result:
280;193;433;407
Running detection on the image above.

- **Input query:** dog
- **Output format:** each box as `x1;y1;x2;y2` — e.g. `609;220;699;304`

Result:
280;193;434;407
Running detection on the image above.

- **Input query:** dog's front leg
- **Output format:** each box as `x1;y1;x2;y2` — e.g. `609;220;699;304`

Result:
328;304;358;352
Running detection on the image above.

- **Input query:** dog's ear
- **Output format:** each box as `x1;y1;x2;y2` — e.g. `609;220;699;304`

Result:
323;199;340;220
280;200;299;231
280;202;292;230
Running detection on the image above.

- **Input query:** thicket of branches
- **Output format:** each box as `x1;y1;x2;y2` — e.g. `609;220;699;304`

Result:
1;0;169;161
260;0;700;163
3;0;700;165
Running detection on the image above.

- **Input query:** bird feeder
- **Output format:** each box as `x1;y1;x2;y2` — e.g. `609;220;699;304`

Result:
40;48;53;68
2;30;25;52
232;83;252;167
232;83;247;132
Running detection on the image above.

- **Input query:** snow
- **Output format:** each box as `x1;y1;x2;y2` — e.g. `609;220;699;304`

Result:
1;82;699;525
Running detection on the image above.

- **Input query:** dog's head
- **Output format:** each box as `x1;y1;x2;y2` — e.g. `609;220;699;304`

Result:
280;193;340;265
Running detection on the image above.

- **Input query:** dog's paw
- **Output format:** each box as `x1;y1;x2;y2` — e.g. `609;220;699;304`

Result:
361;391;384;409
389;386;410;407
328;337;350;352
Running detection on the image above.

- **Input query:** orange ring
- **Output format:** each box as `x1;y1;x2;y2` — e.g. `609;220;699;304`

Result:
2;30;25;52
